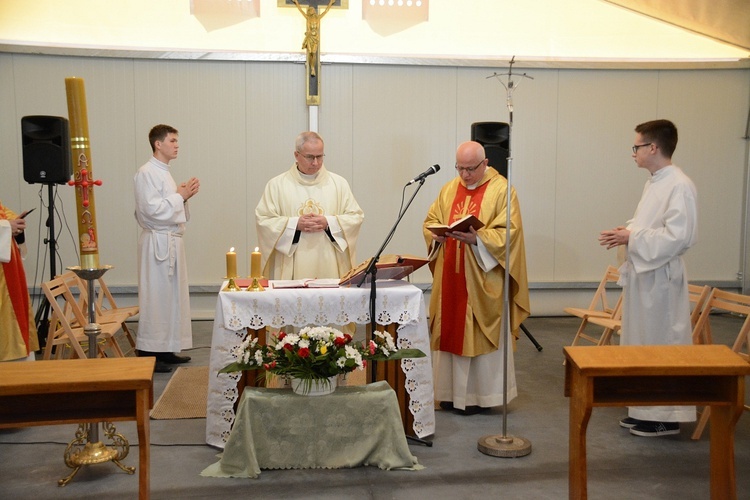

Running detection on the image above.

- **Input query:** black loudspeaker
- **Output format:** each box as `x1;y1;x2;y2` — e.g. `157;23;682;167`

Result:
471;122;509;179
21;115;72;185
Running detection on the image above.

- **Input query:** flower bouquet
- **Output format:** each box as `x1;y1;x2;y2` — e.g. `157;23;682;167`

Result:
220;326;425;395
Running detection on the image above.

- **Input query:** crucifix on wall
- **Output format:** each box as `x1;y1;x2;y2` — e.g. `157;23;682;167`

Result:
287;0;340;105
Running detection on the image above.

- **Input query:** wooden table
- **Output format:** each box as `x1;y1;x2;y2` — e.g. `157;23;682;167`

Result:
0;358;155;500
564;345;749;500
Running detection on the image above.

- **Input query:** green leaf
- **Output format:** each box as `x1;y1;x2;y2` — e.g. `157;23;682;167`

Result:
367;348;426;361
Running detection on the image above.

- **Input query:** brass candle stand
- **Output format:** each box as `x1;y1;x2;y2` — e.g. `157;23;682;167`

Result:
223;276;241;292
246;275;265;292
59;266;134;487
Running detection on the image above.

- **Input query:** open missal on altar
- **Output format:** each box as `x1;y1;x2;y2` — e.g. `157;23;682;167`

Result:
270;278;341;289
338;254;429;286
425;214;484;237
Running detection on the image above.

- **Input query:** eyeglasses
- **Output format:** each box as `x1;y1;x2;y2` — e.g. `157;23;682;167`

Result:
298;153;325;162
632;143;652;154
455;159;484;173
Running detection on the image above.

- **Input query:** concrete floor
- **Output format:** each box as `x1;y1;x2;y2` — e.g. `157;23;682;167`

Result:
1;315;748;499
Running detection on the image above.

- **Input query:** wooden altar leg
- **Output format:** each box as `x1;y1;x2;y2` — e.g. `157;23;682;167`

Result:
370;323;414;436
235;327;268;414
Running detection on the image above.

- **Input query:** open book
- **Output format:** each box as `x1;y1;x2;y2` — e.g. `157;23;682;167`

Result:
339;254;429;286
426;214;484;237
270;278;341;289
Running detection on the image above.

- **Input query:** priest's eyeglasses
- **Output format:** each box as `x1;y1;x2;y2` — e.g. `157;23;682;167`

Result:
300;153;325;162
455;160;484;173
632;143;652;154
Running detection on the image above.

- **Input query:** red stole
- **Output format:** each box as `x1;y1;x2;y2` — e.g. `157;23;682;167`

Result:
439;181;488;355
2;240;32;354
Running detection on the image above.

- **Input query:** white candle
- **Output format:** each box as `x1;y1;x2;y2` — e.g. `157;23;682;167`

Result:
226;247;237;278
250;247;261;278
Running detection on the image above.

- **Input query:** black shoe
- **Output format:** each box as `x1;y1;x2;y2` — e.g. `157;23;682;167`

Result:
458;405;489;416
619;417;646;429
629;421;680;437
154;360;173;373
158;352;191;364
439;401;454;411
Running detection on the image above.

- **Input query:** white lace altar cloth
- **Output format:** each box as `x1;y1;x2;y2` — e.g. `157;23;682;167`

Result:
205;281;435;449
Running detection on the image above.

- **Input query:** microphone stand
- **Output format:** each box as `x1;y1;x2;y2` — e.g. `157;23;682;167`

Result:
358;175;433;447
478;56;533;458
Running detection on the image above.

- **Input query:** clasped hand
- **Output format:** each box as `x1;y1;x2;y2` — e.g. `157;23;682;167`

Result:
598;226;629;249
178;177;200;201
297;213;328;233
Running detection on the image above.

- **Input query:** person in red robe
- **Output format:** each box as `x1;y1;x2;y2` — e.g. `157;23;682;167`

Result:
0;201;38;362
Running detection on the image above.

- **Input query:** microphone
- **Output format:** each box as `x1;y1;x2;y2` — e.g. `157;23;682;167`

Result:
407;164;441;185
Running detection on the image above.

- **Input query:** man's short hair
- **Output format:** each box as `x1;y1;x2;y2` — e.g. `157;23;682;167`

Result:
295;131;324;152
635;119;678;158
149;124;178;152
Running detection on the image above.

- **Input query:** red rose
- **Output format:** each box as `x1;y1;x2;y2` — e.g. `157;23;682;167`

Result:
277;332;287;341
298;347;310;358
368;340;376;355
283;343;293;351
334;336;347;347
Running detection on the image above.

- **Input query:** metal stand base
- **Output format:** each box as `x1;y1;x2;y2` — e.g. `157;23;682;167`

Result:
406;435;433;447
477;434;532;458
58;422;134;486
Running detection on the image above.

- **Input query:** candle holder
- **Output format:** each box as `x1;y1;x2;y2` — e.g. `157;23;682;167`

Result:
223;276;241;292
246;276;265;292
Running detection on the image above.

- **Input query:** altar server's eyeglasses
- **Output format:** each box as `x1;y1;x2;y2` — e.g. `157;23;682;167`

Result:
631;143;652;154
455;160;484;173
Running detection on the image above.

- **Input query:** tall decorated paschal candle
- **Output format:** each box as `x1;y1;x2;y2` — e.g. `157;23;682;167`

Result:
250;247;261;278
65;77;102;269
226;247;237;278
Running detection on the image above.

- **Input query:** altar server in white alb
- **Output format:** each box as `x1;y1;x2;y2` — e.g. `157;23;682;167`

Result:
599;119;698;437
134;124;200;373
255;131;363;280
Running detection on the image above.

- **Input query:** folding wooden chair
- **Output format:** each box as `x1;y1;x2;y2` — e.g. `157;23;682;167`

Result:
92;275;138;355
580;283;711;348
564;265;622;346
690;288;750;440
41;275;126;360
688;284;712;345
56;271;138;356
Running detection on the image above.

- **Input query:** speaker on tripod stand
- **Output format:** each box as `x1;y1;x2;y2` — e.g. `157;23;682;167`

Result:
21;115;72;349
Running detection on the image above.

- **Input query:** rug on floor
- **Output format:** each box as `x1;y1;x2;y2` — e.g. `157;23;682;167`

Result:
150;365;208;420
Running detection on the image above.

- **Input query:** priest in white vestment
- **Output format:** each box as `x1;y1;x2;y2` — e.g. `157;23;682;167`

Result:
599;119;698;437
255;131;363;280
134;125;200;373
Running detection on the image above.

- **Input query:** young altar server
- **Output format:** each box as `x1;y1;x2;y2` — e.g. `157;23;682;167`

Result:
599;119;698;437
134;124;200;373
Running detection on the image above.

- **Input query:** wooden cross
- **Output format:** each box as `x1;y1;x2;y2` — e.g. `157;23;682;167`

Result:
291;0;336;105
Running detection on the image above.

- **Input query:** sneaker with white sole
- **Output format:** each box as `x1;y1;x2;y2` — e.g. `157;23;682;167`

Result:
629;421;680;437
619;417;646;429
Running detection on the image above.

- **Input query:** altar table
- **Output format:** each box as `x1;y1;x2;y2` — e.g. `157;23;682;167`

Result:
564;345;750;500
201;381;419;478
206;281;435;449
0;358;155;500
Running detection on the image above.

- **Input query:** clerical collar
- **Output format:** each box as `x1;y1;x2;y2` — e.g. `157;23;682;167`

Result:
298;169;319;181
149;157;170;170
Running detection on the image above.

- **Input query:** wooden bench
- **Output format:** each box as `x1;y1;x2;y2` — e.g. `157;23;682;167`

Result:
0;358;155;499
564;344;750;500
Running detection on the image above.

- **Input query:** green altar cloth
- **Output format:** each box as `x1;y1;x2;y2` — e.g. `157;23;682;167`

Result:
201;381;420;478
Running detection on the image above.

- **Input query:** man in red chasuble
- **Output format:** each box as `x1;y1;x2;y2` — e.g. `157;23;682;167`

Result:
423;141;530;415
0;201;38;362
